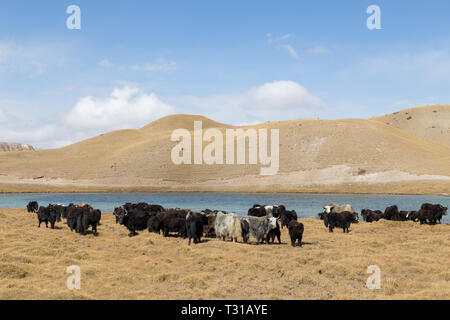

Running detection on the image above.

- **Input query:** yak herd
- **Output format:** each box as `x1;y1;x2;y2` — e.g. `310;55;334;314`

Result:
318;203;448;233
26;200;447;247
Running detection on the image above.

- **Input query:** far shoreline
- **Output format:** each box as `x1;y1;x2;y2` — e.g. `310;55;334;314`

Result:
0;181;449;196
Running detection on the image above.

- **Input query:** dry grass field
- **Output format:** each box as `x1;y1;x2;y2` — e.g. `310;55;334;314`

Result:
0;208;449;300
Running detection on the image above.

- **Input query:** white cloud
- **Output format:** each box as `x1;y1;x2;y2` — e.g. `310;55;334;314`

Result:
248;81;322;109
132;59;176;72
64;86;176;131
307;46;329;54
266;33;296;44
267;32;299;60
99;59;113;67
281;44;299;60
175;80;323;123
360;49;450;82
0;42;67;77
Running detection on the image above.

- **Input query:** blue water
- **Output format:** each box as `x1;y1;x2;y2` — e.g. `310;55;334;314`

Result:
1;193;449;223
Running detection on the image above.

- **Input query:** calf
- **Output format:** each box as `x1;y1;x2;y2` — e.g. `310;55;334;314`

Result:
202;212;217;237
186;212;208;245
266;219;281;244
288;220;304;247
27;201;38;213
361;209;384;222
113;207;126;224
147;216;162;234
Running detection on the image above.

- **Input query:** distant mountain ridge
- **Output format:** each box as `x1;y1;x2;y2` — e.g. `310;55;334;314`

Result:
0;143;34;152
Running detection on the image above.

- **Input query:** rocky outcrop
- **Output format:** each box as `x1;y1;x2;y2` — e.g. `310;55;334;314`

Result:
0;143;35;152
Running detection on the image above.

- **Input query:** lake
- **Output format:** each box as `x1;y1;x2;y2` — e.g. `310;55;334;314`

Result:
1;193;449;223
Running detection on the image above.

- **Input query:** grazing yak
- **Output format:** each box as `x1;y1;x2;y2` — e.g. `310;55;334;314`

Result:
27;201;39;213
288;220;304;247
361;209;384;222
36;205;61;229
241;215;278;244
214;212;242;242
157;209;190;237
383;205;399;220
77;207;101;235
241;219;250;243
118;208;153;237
50;204;67;219
115;202;165;237
66;205;84;232
162;217;187;238
202;211;217;237
186;212;208;245
420;203;447;224
65;204;101;235
124;202;165;214
324;204;355;214
147;215;162;234
266;219;281;244
280;210;298;228
415;203;448;225
323;211;358;233
113;207;127;224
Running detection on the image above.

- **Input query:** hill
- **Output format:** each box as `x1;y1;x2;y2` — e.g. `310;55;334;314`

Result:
0;107;449;194
372;105;450;147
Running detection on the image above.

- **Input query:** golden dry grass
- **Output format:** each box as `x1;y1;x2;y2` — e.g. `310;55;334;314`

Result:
0;209;449;300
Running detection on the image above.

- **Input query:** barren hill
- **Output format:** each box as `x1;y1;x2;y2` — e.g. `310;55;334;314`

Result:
0;107;449;194
372;105;450;147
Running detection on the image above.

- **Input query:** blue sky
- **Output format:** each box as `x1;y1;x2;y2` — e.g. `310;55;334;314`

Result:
1;0;450;148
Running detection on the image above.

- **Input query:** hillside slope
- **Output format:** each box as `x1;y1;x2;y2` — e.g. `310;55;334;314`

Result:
372;105;450;147
0;107;449;194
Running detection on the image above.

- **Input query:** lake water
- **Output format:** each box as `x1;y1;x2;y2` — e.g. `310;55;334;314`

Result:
1;193;449;223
